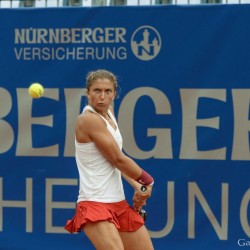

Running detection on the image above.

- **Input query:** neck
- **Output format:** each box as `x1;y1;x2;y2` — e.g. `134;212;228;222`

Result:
89;105;109;117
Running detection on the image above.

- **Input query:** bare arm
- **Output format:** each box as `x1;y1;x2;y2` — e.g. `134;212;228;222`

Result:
121;172;142;190
76;112;142;180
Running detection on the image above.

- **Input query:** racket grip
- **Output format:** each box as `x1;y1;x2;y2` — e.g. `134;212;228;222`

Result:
140;185;147;193
139;209;147;221
139;186;147;221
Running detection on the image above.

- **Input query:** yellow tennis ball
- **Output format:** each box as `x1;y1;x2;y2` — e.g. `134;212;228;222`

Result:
29;83;44;99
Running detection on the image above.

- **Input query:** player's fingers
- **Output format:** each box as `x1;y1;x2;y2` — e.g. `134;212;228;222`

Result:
135;191;150;201
133;198;146;207
133;202;141;210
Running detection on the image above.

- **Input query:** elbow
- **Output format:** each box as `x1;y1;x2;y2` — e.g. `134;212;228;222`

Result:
111;156;125;169
110;155;128;173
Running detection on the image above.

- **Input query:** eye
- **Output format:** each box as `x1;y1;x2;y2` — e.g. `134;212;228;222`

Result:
93;89;101;94
105;89;112;95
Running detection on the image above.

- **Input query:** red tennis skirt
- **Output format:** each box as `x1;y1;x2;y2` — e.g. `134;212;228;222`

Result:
64;199;144;233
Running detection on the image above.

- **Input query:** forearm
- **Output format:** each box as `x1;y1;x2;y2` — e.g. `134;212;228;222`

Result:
116;155;154;185
115;155;142;180
121;172;141;190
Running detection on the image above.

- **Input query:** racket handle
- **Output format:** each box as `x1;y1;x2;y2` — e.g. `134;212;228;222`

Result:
139;186;147;221
140;185;147;193
139;209;147;221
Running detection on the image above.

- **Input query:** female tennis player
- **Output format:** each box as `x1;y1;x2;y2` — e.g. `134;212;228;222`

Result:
64;69;154;250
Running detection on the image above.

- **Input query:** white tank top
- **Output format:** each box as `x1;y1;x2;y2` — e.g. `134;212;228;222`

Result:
76;105;125;203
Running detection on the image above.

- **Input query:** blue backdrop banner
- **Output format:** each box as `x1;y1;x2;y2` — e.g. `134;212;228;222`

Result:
0;4;250;250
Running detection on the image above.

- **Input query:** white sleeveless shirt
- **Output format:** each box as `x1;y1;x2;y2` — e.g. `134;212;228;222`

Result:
76;105;125;203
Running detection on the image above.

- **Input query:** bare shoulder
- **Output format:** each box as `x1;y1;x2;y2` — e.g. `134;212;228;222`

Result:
76;110;103;128
76;110;106;142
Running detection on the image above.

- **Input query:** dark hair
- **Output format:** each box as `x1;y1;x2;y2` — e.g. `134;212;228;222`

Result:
86;70;118;91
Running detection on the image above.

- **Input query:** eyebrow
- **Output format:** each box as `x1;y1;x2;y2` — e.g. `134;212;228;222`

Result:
93;87;113;91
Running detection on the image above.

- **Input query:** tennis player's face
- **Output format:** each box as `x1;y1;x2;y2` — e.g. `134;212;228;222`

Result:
87;78;116;113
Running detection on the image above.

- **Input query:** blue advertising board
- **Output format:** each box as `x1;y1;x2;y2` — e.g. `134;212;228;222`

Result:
0;4;250;249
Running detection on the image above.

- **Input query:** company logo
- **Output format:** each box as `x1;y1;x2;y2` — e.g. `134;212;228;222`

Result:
131;25;161;61
13;26;161;61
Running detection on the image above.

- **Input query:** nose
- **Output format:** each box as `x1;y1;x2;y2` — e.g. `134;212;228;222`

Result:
100;91;105;99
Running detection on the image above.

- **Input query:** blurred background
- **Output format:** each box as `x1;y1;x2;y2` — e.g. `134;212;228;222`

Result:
1;0;249;8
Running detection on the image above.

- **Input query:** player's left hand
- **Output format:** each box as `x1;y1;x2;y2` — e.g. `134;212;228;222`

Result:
133;185;152;211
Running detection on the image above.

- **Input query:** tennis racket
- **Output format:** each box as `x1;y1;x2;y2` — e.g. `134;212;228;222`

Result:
139;185;147;221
